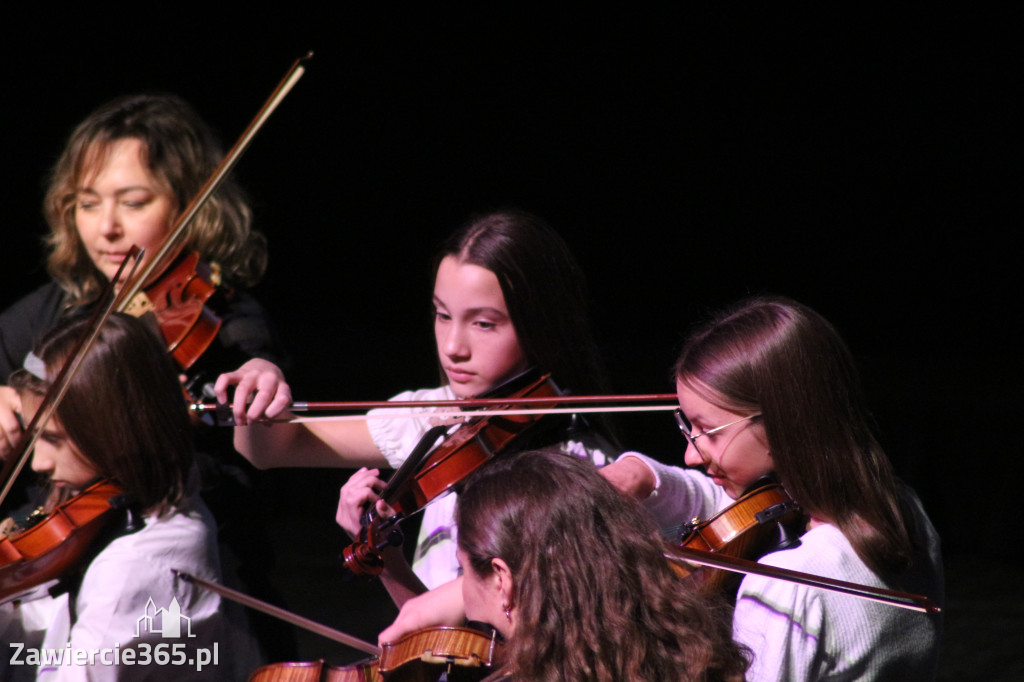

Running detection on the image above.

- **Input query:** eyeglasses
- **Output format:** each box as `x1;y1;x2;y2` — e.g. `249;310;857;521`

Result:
674;408;761;461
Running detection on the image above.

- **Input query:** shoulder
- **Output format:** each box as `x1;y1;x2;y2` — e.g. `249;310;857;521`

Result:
212;289;284;361
366;386;454;466
760;523;878;584
67;500;254;679
0;281;67;378
74;500;222;637
83;500;219;583
0;281;66;333
735;520;942;680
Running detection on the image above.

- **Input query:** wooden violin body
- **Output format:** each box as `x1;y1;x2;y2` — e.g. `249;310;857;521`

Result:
249;658;381;682
379;625;503;680
673;481;803;596
344;370;563;576
0;480;125;602
248;626;503;682
123;250;223;372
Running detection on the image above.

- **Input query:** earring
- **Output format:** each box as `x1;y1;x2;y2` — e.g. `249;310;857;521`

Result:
502;602;511;622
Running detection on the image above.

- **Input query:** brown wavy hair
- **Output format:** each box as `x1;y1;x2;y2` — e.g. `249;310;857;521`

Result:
674;295;913;576
10;313;194;515
43;93;267;306
457;450;748;682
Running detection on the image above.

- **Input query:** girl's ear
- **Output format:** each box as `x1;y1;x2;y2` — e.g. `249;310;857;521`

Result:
490;557;515;606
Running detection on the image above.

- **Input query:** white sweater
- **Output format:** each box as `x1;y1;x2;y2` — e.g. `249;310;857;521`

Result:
622;452;944;681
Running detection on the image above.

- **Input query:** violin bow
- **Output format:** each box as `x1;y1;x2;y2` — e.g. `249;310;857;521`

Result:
191;393;679;425
118;51;312;312
171;569;380;656
666;545;941;614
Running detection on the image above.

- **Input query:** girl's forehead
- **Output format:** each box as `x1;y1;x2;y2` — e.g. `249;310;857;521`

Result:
433;257;507;308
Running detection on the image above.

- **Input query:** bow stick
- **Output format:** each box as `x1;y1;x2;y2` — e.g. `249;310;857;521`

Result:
191;393;678;424
172;569;380;656
667;545;941;614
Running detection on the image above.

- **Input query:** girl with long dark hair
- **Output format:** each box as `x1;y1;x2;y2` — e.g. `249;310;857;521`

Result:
602;296;944;680
0;313;257;680
218;210;617;593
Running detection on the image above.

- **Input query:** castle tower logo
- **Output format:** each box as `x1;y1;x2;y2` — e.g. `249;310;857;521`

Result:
134;597;196;639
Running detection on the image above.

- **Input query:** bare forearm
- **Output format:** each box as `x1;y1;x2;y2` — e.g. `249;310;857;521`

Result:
379;547;428;609
234;419;388;469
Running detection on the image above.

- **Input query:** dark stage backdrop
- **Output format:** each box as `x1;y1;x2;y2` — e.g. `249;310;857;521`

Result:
2;7;1019;675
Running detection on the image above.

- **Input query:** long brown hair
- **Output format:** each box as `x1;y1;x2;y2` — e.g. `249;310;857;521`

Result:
43;93;267;305
457;450;748;682
10;313;194;515
674;295;913;575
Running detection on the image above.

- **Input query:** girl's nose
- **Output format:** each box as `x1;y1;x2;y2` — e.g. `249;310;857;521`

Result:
30;448;53;474
441;325;469;360
682;442;708;468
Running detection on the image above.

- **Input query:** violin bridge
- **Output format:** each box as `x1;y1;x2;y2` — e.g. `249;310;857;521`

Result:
123;291;155;316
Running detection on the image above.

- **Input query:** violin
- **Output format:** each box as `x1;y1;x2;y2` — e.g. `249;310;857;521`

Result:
247;626;503;682
0;480;129;603
378;625;503;680
669;481;803;596
343;369;564;576
0;249;147;601
247;627;502;682
122;250;223;372
665;482;941;613
248;658;381;682
174;570;503;682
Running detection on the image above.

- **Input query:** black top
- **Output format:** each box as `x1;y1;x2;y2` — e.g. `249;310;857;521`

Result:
0;280;287;391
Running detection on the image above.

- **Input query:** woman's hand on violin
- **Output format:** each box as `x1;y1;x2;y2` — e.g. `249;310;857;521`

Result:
378;577;465;646
0;386;23;460
214;358;292;426
336;467;393;539
600;455;657;500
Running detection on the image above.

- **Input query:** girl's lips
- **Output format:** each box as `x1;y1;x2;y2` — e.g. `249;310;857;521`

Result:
445;367;476;382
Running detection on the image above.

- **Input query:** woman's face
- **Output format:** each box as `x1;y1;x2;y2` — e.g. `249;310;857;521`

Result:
433;256;530;398
22;393;99;492
457;548;513;638
676;379;773;499
74;137;177;284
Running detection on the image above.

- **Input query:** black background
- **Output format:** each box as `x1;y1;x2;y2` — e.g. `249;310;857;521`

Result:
2;7;1020;675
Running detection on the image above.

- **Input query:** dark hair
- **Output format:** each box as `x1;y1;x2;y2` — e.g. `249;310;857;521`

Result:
435;210;609;399
674;295;912;575
43;93;266;305
10;313;194;515
457;450;748;682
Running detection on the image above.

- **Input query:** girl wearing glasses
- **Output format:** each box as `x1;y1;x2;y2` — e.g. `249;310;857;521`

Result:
602;295;943;681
